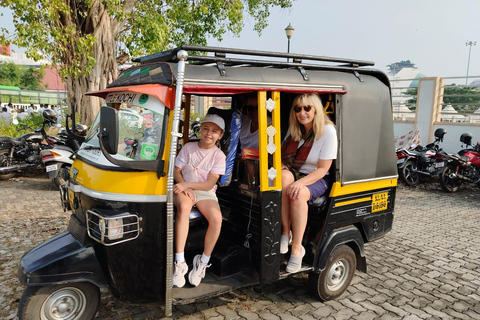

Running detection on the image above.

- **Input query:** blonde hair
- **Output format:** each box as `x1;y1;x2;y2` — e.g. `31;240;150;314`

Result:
288;93;334;141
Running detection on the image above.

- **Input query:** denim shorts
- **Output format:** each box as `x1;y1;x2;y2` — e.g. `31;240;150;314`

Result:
287;168;331;204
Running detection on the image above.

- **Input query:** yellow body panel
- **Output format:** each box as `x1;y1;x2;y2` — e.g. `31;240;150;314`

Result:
73;160;167;195
330;179;397;197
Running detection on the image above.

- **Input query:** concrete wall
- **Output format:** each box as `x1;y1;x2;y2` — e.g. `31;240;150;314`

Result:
394;77;480;154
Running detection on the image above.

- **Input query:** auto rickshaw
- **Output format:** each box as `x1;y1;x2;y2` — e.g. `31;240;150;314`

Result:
17;45;398;320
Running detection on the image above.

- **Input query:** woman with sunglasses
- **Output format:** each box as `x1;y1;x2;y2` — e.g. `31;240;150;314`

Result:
280;93;337;273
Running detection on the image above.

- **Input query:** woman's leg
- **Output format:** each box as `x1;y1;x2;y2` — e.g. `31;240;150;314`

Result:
195;200;223;256
174;193;194;254
289;187;311;257
281;169;295;236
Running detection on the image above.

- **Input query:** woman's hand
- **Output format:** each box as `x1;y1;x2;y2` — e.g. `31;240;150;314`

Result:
288;180;306;199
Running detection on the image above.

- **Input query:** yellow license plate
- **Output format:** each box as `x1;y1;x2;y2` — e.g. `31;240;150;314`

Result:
372;192;388;212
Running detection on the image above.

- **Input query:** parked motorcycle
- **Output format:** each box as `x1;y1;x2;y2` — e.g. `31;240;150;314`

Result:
0;110;58;180
439;132;480;192
396;128;447;186
41;102;87;188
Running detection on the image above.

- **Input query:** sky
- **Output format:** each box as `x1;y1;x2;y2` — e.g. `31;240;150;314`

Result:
1;0;479;79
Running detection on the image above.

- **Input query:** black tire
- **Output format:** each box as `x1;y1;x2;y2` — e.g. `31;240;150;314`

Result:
439;163;460;193
53;165;70;189
308;245;356;301
18;282;100;320
400;160;420;186
0;148;17;180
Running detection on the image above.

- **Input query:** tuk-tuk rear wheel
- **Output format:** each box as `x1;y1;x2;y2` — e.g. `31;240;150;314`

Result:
18;282;100;320
308;245;356;301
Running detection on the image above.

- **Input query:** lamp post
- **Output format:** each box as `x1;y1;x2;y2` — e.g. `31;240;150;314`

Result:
285;23;295;62
465;40;477;85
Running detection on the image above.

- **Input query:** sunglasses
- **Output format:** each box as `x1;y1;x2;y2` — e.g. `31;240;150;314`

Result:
294;105;313;113
247;105;258;112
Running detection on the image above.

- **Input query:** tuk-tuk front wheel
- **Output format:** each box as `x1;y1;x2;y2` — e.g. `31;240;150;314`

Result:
18;282;100;320
308;245;356;301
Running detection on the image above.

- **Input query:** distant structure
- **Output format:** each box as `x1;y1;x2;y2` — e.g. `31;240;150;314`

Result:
388;60;426;106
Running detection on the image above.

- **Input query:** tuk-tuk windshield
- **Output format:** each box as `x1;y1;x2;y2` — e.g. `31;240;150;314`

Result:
80;96;167;163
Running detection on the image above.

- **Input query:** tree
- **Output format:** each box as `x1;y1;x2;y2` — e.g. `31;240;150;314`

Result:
0;62;44;90
405;85;480;114
0;0;293;124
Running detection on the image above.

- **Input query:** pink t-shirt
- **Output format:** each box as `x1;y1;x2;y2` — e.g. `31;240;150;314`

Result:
175;142;226;192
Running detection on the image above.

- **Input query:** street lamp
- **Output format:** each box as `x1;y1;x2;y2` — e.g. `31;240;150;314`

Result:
465;40;477;85
285;23;295;62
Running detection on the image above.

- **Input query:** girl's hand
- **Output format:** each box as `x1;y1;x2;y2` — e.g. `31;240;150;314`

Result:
288;181;305;199
174;183;187;195
183;188;195;202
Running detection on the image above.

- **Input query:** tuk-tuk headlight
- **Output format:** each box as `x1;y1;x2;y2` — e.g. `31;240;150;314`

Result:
87;210;142;246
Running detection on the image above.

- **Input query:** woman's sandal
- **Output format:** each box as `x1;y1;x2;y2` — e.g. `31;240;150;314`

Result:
286;246;305;273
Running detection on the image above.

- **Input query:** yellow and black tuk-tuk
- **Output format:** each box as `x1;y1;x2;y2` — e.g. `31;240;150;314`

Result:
17;45;397;319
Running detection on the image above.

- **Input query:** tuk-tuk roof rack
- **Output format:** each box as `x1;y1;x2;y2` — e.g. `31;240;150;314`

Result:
132;44;375;71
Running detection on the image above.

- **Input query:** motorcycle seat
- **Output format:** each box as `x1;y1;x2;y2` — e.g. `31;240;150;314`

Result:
0;137;24;146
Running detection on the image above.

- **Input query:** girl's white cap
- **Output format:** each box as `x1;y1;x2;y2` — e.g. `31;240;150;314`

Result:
202;114;225;131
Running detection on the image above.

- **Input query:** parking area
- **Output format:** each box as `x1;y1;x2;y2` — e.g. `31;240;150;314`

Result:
1;173;479;320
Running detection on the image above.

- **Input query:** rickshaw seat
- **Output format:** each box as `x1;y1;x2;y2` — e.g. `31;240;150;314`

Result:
309;194;328;208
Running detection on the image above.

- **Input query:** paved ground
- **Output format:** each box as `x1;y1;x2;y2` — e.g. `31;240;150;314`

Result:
1;172;479;320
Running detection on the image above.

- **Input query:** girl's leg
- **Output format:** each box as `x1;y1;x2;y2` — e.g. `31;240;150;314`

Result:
289;187;311;257
281;169;295;236
174;193;194;254
195;200;223;256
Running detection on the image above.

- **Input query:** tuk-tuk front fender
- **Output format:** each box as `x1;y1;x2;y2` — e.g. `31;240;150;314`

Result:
18;231;108;287
316;226;367;273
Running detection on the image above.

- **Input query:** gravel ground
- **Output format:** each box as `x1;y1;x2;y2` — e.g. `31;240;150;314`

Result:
1;171;479;320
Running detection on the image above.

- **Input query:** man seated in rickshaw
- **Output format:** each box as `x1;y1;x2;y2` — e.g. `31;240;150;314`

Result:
280;93;337;273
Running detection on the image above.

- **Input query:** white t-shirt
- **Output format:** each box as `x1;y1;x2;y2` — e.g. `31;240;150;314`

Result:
175;142;226;192
240;115;272;149
287;124;337;175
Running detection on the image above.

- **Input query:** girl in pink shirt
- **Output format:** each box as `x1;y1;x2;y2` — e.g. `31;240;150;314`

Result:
172;114;226;287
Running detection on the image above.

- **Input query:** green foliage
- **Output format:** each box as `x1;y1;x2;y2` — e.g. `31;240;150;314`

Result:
405;85;480;113
0;62;45;90
0;112;44;138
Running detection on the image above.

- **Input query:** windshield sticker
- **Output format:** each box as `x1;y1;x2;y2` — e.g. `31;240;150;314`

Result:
139;94;149;104
106;93;137;104
140;143;158;160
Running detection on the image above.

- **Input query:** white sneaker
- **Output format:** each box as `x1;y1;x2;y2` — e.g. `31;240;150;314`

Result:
172;261;188;288
280;235;289;254
188;255;211;287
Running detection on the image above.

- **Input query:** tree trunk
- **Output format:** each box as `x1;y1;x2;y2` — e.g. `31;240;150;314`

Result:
64;0;136;125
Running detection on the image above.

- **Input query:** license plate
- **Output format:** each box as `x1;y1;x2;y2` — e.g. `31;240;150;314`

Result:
397;158;406;164
434;162;444;168
372;192;388;213
46;164;58;173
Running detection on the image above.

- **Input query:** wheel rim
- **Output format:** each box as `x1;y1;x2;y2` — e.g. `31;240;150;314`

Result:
404;162;419;185
326;258;350;291
40;287;87;320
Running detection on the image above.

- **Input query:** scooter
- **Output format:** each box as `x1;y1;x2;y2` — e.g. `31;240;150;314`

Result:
396;128;447;186
41;103;88;188
439;132;480;192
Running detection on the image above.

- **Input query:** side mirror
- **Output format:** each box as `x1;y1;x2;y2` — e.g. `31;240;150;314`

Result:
99;107;119;154
12;119;19;125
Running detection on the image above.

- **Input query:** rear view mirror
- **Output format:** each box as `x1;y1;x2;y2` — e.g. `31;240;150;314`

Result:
99;107;119;154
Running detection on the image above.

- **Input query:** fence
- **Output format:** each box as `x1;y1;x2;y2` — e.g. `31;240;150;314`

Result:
0;88;66;110
391;75;480;153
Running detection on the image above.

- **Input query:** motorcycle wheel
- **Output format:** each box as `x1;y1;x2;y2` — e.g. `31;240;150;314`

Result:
53;165;70;189
439;163;460;193
0;149;17;180
18;282;100;320
400;160;420;186
308;245;356;301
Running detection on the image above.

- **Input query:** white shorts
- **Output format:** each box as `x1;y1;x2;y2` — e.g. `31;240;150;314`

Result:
193;190;218;204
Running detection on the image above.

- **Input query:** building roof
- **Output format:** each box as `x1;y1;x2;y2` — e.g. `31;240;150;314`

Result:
42;66;65;91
